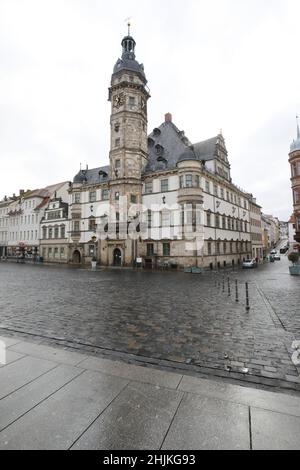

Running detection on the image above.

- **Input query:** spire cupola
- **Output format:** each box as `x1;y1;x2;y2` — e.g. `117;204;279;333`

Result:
290;116;300;153
112;24;146;83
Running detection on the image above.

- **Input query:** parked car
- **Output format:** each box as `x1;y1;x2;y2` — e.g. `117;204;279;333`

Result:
274;253;281;261
243;259;257;269
270;250;277;255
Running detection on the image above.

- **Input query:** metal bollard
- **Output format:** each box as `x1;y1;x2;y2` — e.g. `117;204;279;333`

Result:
235;280;239;302
245;282;250;311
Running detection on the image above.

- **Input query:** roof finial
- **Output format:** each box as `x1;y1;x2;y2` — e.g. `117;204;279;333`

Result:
125;17;132;36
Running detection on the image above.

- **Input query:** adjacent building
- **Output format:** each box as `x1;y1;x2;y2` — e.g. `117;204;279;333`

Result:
289;118;300;249
6;183;68;259
248;196;264;261
40;196;69;263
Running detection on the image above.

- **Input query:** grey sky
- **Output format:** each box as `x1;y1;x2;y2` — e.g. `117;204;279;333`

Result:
1;0;299;220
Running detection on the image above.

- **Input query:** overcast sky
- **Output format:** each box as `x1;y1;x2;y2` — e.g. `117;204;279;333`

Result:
1;0;299;220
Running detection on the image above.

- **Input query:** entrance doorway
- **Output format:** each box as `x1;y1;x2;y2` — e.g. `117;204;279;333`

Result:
72;250;81;264
113;248;122;266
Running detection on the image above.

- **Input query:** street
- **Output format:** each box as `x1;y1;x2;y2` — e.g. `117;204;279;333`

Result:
0;251;299;393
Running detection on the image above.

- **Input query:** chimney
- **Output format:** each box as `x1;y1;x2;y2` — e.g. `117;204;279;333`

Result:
19;189;24;197
165;113;172;123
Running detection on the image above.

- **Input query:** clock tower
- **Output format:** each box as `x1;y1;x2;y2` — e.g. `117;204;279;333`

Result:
107;26;150;266
108;27;150;201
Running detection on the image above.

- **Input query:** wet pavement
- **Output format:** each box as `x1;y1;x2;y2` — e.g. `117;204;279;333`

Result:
0;255;299;393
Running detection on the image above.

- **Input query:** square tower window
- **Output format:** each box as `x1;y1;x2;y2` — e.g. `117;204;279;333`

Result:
129;96;135;108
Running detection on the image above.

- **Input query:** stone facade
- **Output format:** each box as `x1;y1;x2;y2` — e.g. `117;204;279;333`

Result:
67;30;258;270
249;197;264;261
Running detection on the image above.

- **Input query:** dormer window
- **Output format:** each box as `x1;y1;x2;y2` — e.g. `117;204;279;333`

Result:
155;144;164;156
153;128;161;137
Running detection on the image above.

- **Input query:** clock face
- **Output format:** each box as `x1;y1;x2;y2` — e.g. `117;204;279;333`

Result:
114;94;125;109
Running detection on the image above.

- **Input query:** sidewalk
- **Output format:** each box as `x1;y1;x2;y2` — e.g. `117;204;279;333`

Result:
0;334;300;450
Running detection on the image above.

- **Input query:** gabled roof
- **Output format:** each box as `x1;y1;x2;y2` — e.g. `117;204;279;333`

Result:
193;137;219;162
24;182;67;199
144;121;192;173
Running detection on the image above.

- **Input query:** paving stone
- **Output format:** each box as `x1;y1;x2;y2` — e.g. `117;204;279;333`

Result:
0;259;299;392
179;375;300;417
162;393;250;450
78;356;182;389
0;336;22;348
0;370;128;450
0;356;57;400
72;382;183;450
0;365;82;431
251;408;300;450
10;341;88;366
0;350;25;368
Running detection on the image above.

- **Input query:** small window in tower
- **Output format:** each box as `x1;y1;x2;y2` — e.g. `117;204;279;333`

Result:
115;159;121;169
129;96;135;108
115;138;120;147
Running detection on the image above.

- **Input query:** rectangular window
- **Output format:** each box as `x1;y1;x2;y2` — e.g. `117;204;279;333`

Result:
214;185;218;197
115;159;121;169
145;182;153;194
205;181;210;193
115;138;120;147
215;214;220;228
185;175;193;188
161;211;171;227
54;227;59;239
89;191;97;203
220;188;224;199
129;96;135;107
207;212;211;227
48;228;53;239
207;242;212;255
163;243;170;256
222;216;226;229
216;243;220;255
89;218;96;231
223;242;227;254
147;210;152;229
161;179;169;192
73;221;80;232
147;243;154;256
61;226;65;239
74;193;80;204
102;189;109;200
130;194;137;204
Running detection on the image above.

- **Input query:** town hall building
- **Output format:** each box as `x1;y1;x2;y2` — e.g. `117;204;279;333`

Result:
66;28;254;269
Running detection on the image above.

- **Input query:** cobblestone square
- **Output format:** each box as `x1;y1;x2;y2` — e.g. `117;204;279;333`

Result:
0;257;299;393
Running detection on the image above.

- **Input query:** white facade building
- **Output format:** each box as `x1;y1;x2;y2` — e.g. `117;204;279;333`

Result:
7;183;68;259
